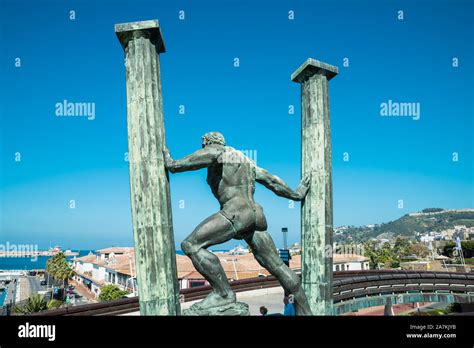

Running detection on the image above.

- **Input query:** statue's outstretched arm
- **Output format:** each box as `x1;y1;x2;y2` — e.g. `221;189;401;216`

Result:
255;166;310;201
163;147;219;173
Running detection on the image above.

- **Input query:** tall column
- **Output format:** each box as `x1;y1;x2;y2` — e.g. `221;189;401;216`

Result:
292;58;338;315
115;20;180;315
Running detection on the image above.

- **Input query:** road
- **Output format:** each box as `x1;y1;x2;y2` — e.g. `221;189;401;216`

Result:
24;275;91;306
238;287;286;315
177;287;287;316
26;275;43;295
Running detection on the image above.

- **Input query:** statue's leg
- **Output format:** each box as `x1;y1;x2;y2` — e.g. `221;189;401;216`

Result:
181;212;236;309
245;230;313;315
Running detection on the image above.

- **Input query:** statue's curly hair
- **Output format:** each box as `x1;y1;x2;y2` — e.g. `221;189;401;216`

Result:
202;132;225;146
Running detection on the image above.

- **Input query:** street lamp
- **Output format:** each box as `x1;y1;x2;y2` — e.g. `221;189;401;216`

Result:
282;227;288;250
280;227;290;297
279;228;290;267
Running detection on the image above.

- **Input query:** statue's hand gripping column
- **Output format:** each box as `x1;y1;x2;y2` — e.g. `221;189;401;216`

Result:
115;20;180;315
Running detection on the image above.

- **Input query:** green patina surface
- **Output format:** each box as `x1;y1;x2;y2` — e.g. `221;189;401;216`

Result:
115;20;180;316
292;59;338;315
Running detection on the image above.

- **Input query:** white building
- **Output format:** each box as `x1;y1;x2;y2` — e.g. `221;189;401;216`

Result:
333;254;370;271
72;247;136;299
72;247;371;299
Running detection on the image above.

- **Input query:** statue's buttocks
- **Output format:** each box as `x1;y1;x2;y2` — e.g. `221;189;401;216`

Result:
206;146;266;235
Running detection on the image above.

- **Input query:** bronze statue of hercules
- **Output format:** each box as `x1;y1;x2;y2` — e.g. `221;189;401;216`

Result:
164;131;312;315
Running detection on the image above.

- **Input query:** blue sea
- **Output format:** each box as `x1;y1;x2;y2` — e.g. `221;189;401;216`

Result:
0;250;92;306
0;249;228;270
0;250;94;270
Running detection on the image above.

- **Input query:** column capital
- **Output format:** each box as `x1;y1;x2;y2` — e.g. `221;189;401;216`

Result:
291;58;338;83
115;19;165;53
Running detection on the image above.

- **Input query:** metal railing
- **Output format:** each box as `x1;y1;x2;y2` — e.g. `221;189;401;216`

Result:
20;270;474;316
333;271;474;302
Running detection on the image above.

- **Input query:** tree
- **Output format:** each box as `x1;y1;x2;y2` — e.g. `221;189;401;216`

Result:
442;241;474;259
363;241;379;269
409;243;429;258
363;241;398;269
461;241;474;258
98;284;129;302
378;242;398;266
422;208;444;213
46;252;75;288
14;294;64;314
14;295;46;314
393;236;411;257
363;239;425;268
442;241;455;257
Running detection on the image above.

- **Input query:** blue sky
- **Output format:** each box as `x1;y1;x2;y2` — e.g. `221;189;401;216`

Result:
0;0;472;250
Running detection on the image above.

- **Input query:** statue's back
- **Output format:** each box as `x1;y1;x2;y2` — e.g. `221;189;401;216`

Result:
206;146;256;205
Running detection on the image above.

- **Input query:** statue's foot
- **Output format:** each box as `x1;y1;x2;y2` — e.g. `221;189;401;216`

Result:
194;290;236;310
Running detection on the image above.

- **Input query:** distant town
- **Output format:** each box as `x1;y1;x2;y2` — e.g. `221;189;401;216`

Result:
335;208;474;243
0;244;371;313
1;207;473;316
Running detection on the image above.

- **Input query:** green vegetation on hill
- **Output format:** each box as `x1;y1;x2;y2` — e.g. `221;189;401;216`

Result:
422;208;444;213
335;209;474;243
363;237;429;269
442;241;474;258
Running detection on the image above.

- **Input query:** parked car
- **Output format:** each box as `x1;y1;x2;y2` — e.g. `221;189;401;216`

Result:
40;280;47;286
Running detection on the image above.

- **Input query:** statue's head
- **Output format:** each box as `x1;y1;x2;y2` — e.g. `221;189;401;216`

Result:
202;132;225;148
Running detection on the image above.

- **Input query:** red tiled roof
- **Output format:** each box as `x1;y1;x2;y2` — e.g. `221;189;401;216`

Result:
75;251;135;272
333;254;369;263
96;247;133;254
74;254;97;263
73;246;368;283
103;252;135;272
177;253;277;280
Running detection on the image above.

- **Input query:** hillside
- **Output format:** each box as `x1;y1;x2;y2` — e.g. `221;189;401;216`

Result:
334;208;474;243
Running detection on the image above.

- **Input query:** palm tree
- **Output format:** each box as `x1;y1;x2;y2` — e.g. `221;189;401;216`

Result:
14;295;64;314
14;294;47;314
56;262;75;287
45;252;75;299
46;252;75;285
